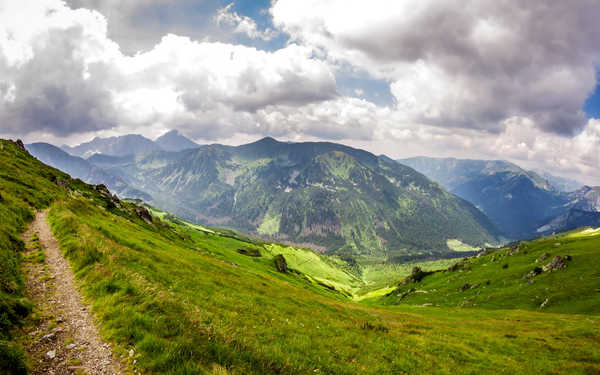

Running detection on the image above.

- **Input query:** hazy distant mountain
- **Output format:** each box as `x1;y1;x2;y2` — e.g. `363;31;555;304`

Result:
566;186;600;212
62;134;162;158
536;185;600;234
534;169;583;192
399;157;567;239
154;130;200;152
26;142;151;201
537;208;600;234
94;137;499;259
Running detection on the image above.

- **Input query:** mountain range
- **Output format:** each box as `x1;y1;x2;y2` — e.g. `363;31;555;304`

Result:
81;137;499;260
61;130;199;158
399;157;596;238
28;133;600;259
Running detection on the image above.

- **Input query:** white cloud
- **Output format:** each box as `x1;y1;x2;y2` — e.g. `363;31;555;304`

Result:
215;3;278;41
0;0;337;139
272;0;600;135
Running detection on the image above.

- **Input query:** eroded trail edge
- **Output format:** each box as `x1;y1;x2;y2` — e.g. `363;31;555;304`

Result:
23;210;122;375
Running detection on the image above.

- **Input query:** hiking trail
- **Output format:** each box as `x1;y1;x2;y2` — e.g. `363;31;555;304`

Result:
22;210;122;375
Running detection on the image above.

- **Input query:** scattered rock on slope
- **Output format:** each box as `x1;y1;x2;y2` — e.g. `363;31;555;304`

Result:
94;184;112;198
274;254;288;273
402;266;434;284
135;206;153;224
542;255;570;272
524;267;543;279
237;248;262;257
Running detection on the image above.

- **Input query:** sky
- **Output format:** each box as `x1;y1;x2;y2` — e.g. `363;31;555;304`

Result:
1;1;600;185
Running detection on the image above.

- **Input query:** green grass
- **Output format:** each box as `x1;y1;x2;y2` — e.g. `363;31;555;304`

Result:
359;260;456;295
379;231;600;314
46;198;600;374
262;244;361;296
446;239;480;252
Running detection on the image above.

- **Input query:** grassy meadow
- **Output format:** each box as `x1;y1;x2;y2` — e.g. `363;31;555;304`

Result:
379;229;600;315
47;198;600;374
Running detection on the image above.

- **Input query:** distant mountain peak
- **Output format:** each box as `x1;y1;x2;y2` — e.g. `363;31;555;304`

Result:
254;136;279;144
155;129;199;152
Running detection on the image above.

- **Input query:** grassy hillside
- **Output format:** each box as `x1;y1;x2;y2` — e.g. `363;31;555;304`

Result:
1;139;599;374
137;203;457;298
378;227;600;314
46;194;600;374
0;140;69;373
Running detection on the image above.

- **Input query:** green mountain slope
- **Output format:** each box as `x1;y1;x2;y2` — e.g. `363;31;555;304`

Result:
377;227;600;314
93;138;499;260
399;156;568;238
25;142;151;201
1;139;600;374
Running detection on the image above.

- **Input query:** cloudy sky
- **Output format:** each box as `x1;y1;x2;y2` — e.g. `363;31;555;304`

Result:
1;1;600;184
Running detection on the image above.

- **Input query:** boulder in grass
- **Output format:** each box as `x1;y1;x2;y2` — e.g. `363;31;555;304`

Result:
524;266;543;279
94;184;112;198
542;255;570;272
237;248;262;257
402;266;434;284
274;254;288;273
135;206;153;224
13;139;28;152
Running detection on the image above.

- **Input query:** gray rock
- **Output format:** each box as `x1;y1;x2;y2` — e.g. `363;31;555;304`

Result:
274;254;288;273
46;350;56;359
134;206;153;224
65;344;76;350
14;139;27;151
41;333;56;342
524;266;543;279
542;255;569;272
94;184;112;198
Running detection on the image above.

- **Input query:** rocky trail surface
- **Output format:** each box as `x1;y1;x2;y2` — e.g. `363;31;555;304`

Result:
21;210;122;375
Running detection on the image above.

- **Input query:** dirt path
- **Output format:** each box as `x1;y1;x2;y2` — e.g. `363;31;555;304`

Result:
22;210;123;375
